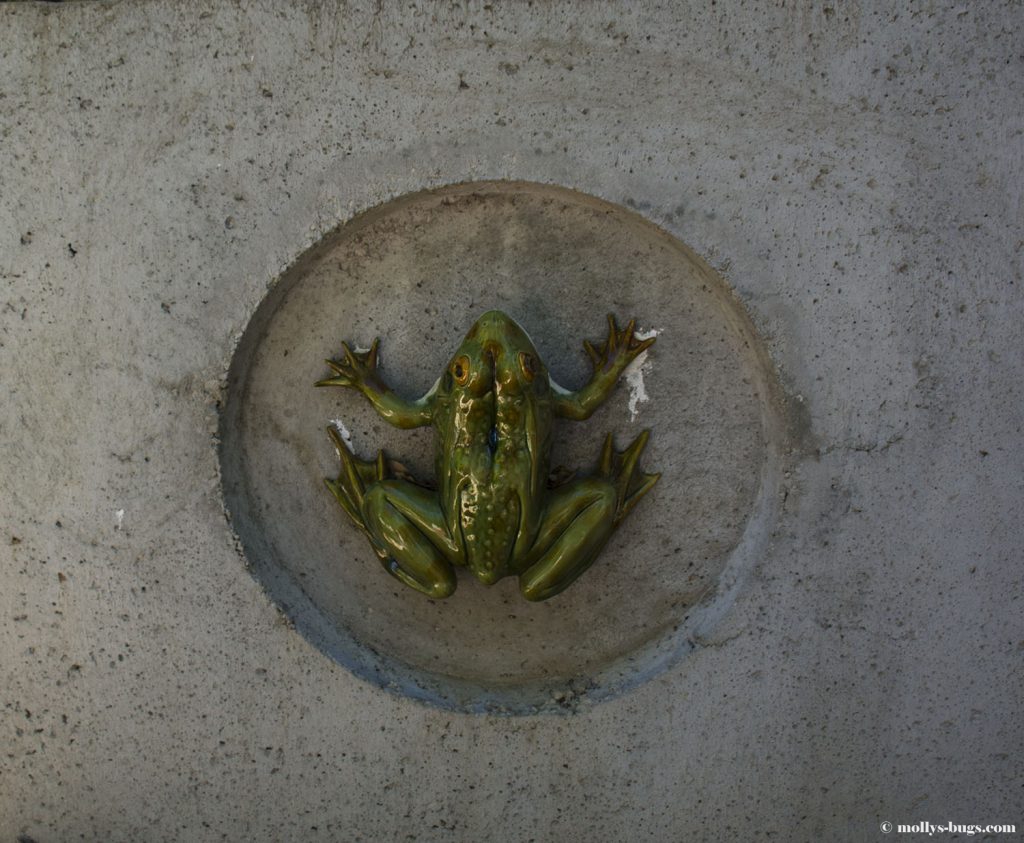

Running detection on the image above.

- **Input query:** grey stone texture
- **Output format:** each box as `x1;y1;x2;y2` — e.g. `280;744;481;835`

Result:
1;2;1021;841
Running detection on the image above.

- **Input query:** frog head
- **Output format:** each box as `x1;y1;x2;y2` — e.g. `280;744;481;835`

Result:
444;310;547;399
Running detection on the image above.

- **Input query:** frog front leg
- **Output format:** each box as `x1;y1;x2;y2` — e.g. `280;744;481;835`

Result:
317;337;435;428
324;428;461;599
518;431;660;601
551;314;655;421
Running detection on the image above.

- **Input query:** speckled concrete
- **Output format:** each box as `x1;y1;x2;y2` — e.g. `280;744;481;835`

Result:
1;2;1021;841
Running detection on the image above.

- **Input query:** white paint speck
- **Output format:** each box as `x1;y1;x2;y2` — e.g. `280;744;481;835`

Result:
115;508;125;530
624;327;662;422
353;345;380;366
330;419;354;452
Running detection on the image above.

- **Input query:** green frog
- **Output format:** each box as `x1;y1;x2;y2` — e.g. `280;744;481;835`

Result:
316;311;659;601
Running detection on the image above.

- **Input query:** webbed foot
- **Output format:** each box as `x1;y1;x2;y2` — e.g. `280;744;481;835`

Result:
583;314;656;375
316;338;383;393
324;426;388;552
596;429;660;526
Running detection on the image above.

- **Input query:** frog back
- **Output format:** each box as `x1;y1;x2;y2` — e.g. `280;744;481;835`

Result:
433;381;553;583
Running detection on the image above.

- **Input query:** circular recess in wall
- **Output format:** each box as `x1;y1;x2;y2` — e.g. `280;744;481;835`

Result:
219;180;791;714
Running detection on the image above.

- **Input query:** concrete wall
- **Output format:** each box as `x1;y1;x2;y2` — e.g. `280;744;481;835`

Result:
1;2;1021;840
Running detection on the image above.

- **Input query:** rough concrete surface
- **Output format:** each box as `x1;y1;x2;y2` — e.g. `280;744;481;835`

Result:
1;2;1021;841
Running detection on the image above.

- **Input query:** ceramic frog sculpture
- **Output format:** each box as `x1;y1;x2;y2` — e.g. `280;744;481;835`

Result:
317;310;659;601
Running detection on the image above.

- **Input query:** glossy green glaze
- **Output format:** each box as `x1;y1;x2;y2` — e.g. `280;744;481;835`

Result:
316;311;659;601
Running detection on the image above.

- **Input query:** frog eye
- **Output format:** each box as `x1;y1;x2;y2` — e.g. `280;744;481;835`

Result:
519;351;539;381
451;355;471;385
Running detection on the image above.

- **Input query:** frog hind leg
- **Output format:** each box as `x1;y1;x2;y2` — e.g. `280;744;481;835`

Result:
517;479;616;602
517;431;659;602
361;480;459;599
325;427;458;599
